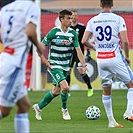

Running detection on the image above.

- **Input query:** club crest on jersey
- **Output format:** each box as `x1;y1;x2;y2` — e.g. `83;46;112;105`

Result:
76;28;79;35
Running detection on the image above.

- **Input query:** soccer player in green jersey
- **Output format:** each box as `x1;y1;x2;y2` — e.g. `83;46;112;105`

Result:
33;9;87;120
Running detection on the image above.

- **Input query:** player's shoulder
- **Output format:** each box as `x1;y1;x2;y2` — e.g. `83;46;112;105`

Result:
111;12;121;17
108;12;125;22
87;14;98;23
76;22;86;29
68;27;77;35
51;26;61;31
114;13;124;19
77;22;85;27
48;27;61;34
23;1;40;11
69;27;76;32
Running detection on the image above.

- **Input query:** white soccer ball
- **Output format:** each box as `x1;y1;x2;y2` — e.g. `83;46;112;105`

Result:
86;105;101;120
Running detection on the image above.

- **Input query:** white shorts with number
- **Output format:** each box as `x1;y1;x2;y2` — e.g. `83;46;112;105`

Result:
0;58;27;107
98;57;132;87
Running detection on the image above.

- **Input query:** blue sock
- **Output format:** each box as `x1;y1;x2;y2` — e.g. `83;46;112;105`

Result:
14;113;29;133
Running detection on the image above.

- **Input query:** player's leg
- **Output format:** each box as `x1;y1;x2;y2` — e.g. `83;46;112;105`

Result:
33;86;60;120
99;63;123;128
33;68;62;120
0;106;12;118
15;95;31;133
14;68;31;133
115;58;133;122
102;85;123;128
0;61;15;119
60;79;71;120
48;68;71;120
77;61;93;97
124;81;133;121
124;67;133;121
0;65;31;133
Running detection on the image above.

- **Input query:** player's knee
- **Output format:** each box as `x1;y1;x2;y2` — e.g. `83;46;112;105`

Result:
52;88;60;96
1;109;11;117
24;102;31;112
126;81;133;89
25;102;31;111
17;101;31;113
61;86;69;93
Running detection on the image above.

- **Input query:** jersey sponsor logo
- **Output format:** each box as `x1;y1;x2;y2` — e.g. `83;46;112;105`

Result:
52;39;71;45
97;51;116;59
94;20;116;23
98;43;115;48
6;9;23;12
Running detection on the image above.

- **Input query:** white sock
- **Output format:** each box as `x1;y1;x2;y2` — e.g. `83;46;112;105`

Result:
0;110;2;118
14;113;29;133
126;88;133;114
102;95;116;124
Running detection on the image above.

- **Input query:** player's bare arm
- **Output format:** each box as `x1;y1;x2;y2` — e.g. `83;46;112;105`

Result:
120;30;130;65
75;46;87;72
40;43;51;70
40;54;51;70
26;22;43;54
37;42;51;69
26;22;51;69
82;31;95;50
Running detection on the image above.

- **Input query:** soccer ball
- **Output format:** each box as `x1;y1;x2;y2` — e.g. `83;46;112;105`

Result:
86;105;101;120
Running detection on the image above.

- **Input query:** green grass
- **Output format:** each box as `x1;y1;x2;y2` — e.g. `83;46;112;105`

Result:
0;90;133;133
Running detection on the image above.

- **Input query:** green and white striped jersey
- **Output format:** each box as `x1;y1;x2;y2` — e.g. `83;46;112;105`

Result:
42;26;80;71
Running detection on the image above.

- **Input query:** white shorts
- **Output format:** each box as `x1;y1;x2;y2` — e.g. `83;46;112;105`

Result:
98;57;132;87
0;59;27;107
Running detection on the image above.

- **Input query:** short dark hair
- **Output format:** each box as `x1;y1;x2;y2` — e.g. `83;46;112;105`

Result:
71;10;78;13
100;0;113;8
59;9;72;21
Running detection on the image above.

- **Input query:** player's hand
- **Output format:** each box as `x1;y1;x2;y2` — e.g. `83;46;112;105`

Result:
125;57;130;65
40;54;51;69
43;59;51;70
83;65;88;73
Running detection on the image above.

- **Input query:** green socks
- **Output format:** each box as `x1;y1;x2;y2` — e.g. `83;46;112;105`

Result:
60;90;68;109
38;90;68;110
38;90;56;109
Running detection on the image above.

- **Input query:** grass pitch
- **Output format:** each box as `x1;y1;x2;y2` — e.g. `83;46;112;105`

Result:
0;89;133;133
